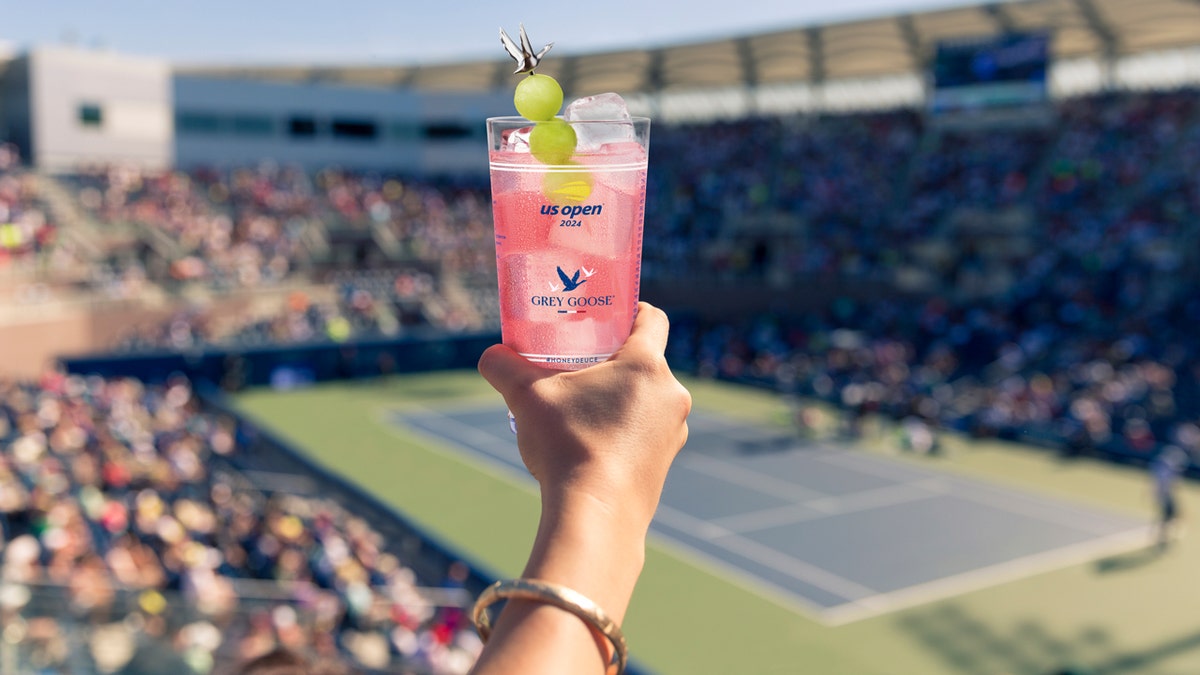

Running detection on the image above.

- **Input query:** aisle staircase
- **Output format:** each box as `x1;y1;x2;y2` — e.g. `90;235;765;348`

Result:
29;173;107;280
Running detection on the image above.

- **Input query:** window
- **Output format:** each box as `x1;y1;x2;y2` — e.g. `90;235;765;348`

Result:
423;123;473;140
79;103;103;128
289;116;317;138
175;111;222;134
391;121;421;141
331;118;378;141
232;114;274;136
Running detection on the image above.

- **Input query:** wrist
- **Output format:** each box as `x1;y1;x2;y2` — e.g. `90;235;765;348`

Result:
539;461;663;534
541;485;653;541
525;488;649;624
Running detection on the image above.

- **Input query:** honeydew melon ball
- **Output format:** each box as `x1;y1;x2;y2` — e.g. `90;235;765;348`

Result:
529;119;577;165
514;73;563;122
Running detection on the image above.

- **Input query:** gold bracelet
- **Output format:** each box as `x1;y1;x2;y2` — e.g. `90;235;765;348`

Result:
472;578;628;675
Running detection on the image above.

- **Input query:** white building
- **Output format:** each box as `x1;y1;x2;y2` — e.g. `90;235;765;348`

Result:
0;46;173;171
0;45;511;175
173;75;509;175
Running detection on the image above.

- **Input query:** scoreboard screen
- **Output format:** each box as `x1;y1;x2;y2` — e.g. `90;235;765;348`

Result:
930;32;1050;113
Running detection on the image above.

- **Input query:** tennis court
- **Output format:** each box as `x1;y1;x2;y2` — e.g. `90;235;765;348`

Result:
396;404;1150;626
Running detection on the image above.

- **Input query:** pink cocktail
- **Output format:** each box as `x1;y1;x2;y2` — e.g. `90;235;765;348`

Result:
487;116;650;370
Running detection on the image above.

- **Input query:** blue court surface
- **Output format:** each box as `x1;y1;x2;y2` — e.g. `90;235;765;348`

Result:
394;405;1149;626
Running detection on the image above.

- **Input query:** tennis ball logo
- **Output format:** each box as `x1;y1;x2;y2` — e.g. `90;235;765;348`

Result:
543;170;593;204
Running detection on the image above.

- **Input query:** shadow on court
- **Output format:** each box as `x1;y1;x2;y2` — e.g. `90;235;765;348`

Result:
897;604;1200;674
1094;546;1164;574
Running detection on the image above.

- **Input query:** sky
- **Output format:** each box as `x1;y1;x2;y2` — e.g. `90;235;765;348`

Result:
0;0;977;66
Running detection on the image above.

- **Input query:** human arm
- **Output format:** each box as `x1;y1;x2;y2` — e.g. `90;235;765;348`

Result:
470;302;692;675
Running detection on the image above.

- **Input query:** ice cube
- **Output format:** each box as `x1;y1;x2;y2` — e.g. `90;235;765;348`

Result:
550;317;603;357
500;126;533;152
500;253;541;319
564;93;635;151
548;201;629;258
564;93;632;122
572;121;637;152
522;317;607;367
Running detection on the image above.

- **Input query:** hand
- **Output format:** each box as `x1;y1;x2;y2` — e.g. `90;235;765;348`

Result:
472;303;692;675
477;302;692;529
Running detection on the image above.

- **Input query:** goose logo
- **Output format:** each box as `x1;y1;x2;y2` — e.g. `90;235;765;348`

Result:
531;265;613;313
551;266;593;292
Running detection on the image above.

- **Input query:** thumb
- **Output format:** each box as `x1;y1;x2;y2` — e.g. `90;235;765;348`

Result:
477;344;545;400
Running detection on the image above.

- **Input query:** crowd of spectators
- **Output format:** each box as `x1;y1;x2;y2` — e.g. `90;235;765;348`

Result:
68;165;493;293
111;268;460;353
4;74;1200;675
13;87;1200;464
669;290;1200;463
642;89;1199;288
643;110;924;281
69;164;314;290
55;163;493;349
307;169;493;278
0;144;63;274
0;372;481;673
660;87;1200;464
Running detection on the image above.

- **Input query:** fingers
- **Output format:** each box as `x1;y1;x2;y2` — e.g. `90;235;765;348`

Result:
477;344;545;398
481;302;673;393
617;302;670;360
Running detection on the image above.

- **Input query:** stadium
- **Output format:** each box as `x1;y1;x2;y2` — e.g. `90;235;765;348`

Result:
1;0;1199;673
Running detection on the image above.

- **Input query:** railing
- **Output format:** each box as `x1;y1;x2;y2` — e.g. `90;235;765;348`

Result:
0;580;462;675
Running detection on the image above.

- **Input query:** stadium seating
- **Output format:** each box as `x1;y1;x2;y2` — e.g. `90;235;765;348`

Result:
652;87;1199;466
5;86;1199;466
0;147;59;273
0;373;482;673
2;62;1199;675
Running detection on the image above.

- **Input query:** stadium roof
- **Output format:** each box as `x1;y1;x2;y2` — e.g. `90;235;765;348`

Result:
182;0;1200;96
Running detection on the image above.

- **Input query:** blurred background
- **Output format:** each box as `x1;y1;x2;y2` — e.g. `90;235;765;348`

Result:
1;0;1199;673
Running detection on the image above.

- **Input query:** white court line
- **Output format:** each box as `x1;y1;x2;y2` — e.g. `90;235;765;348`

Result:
679;454;828;502
406;411;520;460
644;525;836;622
805;477;949;514
396;407;846;623
815;450;1134;535
819;524;1156;626
949;483;1129;535
391;406;534;490
705;503;818;535
383;397;503;417
656;505;880;605
397;407;1153;628
815;448;934;482
709;478;948;534
654;503;737;540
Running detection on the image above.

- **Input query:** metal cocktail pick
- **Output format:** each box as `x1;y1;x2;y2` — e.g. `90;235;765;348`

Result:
500;24;553;74
499;22;553;435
